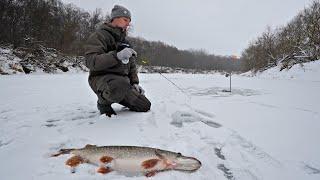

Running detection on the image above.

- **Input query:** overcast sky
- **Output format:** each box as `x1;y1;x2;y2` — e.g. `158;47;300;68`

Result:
62;0;312;56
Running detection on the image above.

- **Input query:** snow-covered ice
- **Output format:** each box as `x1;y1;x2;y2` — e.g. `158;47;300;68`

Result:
0;61;320;179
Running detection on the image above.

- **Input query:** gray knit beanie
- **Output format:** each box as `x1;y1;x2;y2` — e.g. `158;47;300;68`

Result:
111;5;131;21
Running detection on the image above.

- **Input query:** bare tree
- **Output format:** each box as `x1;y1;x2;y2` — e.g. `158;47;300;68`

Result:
242;0;320;71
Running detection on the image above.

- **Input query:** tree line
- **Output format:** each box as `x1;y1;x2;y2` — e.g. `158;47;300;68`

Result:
242;0;320;72
0;0;103;54
0;0;242;72
129;37;241;71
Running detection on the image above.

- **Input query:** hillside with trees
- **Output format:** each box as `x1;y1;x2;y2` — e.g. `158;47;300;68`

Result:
242;0;320;72
0;0;241;74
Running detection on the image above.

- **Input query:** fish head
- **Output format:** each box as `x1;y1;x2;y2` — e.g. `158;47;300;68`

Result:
164;152;202;171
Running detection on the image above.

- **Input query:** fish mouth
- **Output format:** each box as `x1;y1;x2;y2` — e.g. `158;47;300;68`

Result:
173;156;202;171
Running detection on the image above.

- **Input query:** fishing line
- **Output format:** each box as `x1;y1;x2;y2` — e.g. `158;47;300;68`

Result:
157;72;191;99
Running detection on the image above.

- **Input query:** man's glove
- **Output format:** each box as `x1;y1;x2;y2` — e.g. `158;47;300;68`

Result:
133;84;145;95
116;47;137;64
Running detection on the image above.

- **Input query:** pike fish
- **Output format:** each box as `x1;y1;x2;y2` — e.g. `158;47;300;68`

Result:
51;144;202;177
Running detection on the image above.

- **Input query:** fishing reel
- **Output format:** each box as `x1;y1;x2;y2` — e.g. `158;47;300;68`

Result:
117;42;131;51
116;41;136;58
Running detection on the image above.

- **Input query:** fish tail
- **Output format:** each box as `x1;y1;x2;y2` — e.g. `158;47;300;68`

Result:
51;148;75;157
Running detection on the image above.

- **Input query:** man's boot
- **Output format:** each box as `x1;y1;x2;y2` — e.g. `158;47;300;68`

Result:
97;103;117;117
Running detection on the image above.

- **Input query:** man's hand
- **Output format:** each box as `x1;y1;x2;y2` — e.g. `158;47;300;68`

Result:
133;84;145;95
116;47;137;64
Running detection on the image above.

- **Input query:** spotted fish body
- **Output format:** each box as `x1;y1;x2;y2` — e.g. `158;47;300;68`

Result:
52;145;201;177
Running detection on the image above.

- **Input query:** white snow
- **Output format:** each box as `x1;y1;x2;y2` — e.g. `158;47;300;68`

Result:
0;61;320;179
243;60;320;81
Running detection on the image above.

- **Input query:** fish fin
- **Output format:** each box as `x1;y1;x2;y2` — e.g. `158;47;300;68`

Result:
85;144;96;148
100;156;113;164
97;166;113;174
65;155;84;167
145;171;157;177
155;150;165;160
141;159;160;169
51;148;74;157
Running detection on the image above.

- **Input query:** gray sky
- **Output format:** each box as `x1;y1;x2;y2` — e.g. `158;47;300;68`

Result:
62;0;312;56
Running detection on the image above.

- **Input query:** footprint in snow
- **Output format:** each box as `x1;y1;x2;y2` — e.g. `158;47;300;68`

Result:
217;164;234;180
44;124;57;128
0;139;13;148
302;163;320;175
194;109;216;119
0;109;13;114
43;119;61;128
214;147;226;160
61;109;99;122
170;111;221;128
70;112;99;121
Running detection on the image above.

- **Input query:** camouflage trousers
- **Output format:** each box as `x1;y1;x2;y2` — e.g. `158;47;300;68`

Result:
88;74;151;112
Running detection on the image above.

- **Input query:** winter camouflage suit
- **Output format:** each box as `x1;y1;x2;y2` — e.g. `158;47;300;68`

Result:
84;23;151;116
